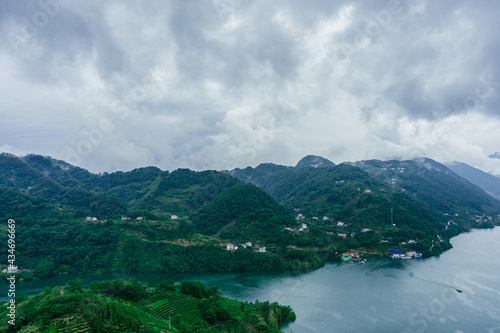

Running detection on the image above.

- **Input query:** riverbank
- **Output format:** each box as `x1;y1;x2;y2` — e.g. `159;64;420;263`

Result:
4;227;498;332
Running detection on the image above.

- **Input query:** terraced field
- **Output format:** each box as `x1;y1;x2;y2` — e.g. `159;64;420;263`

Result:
151;293;207;327
53;315;92;333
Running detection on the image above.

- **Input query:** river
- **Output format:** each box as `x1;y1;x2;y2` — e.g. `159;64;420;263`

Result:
3;227;500;332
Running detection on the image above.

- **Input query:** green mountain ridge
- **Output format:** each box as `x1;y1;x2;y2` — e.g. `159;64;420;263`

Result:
1;153;499;281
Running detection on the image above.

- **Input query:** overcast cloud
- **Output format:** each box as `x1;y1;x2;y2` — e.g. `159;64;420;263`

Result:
1;0;500;174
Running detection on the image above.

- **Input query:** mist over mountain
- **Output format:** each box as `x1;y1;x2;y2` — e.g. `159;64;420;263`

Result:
445;161;500;202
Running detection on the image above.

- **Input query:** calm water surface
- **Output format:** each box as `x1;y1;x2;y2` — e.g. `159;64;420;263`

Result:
3;228;500;332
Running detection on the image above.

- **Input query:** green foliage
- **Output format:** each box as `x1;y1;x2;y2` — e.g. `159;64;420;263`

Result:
181;281;219;298
191;183;295;241
0;278;295;332
65;278;83;293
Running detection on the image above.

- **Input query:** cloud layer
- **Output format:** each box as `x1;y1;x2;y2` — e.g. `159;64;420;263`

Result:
1;0;500;174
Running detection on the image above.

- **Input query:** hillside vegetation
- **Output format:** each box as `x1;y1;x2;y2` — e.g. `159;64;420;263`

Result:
1;153;499;280
0;279;295;332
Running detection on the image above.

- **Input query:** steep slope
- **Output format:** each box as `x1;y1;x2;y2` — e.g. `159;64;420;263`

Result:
191;183;296;240
352;158;500;219
445;161;500;201
0;153;126;217
21;153;98;186
0;154;243;219
231;162;446;232
0;153;66;198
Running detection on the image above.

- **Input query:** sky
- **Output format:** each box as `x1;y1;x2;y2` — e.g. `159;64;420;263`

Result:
1;0;500;175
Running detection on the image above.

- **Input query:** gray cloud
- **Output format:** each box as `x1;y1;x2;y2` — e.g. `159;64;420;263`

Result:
1;0;500;174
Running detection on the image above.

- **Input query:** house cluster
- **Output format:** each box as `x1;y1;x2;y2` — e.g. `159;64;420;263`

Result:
2;265;18;273
341;252;366;263
445;220;458;230
337;232;356;238
473;214;493;223
389;249;422;259
226;242;266;253
121;216;145;220
284;223;308;232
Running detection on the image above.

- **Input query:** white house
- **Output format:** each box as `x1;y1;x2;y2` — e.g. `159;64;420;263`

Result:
137;217;144;220
171;215;179;220
226;243;238;251
6;265;18;273
240;242;252;248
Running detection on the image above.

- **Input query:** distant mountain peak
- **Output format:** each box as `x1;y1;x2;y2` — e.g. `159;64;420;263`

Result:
295;155;335;169
489;152;500;159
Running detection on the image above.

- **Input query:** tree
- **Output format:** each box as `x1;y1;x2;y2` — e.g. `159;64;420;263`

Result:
66;278;83;293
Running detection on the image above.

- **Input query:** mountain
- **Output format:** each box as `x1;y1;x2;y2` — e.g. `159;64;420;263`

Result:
352;158;500;217
230;156;500;223
445;162;500;202
0;153;244;219
2;153;500;280
230;160;446;231
229;156;500;255
1;153;325;279
295;155;335;168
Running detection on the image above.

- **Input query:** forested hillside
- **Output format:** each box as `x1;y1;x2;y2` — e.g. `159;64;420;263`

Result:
229;157;500;257
1;153;499;281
